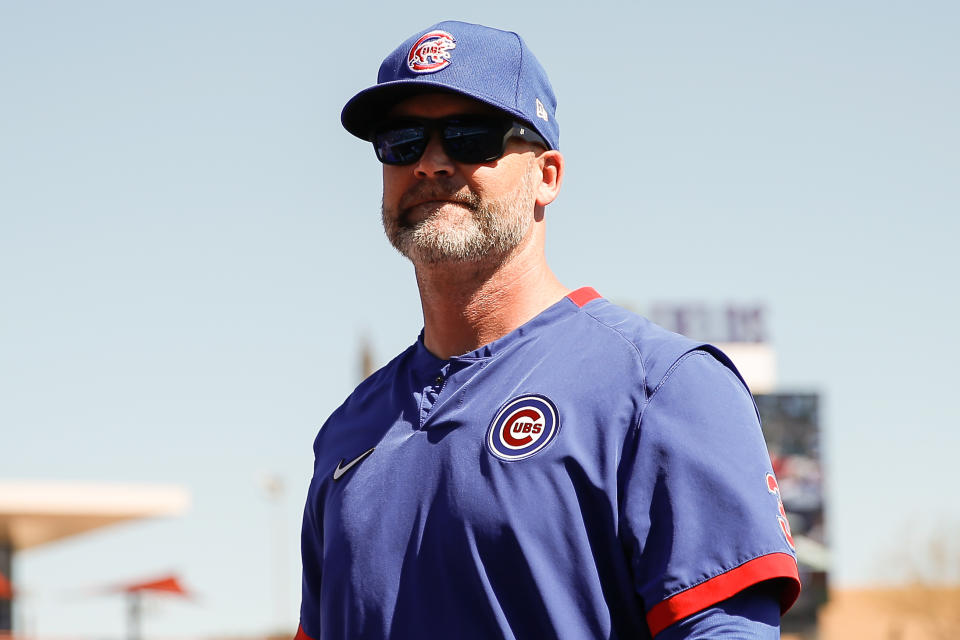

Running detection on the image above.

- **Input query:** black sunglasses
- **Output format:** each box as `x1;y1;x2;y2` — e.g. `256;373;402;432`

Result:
372;115;548;166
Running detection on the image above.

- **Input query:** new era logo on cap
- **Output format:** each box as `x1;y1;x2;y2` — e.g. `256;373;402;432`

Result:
536;98;549;122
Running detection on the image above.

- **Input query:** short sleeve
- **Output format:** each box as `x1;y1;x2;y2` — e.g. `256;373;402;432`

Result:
619;350;800;636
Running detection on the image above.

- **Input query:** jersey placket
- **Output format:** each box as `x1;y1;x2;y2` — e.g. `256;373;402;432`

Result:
417;358;479;429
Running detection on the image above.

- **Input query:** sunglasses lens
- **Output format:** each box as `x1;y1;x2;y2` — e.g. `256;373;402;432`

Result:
443;120;505;163
374;124;427;165
372;118;512;165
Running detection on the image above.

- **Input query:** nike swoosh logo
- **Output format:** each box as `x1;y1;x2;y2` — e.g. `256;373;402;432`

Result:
333;447;375;481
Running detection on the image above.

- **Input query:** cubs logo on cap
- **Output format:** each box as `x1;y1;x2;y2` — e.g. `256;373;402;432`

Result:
407;30;456;73
487;395;560;461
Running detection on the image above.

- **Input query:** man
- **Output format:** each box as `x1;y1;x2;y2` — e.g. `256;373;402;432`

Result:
297;21;800;639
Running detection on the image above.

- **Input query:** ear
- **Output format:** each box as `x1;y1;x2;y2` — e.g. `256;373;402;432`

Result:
534;150;564;207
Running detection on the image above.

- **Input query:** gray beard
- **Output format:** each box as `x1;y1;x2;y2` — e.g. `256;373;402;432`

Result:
381;168;536;265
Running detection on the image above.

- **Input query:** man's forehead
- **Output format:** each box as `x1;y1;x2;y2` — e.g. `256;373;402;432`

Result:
386;92;503;119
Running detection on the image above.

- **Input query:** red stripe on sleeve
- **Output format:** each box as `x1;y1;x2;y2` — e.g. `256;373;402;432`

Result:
294;623;316;640
646;552;801;637
566;287;601;308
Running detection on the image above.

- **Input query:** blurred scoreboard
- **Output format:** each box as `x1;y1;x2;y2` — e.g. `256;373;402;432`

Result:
755;392;827;633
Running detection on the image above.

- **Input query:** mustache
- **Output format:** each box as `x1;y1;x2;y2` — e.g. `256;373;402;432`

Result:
398;179;480;213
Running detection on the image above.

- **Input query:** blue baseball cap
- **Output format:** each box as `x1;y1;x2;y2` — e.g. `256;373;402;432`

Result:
341;21;559;150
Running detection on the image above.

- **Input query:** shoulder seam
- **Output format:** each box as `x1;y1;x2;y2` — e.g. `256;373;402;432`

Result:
637;349;760;435
634;350;714;439
649;349;712;399
579;305;648;400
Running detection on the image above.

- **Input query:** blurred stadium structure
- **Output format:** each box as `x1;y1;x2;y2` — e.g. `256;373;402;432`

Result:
0;482;189;636
109;574;192;640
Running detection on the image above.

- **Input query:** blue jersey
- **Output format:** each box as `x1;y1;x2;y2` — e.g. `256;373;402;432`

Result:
298;288;800;639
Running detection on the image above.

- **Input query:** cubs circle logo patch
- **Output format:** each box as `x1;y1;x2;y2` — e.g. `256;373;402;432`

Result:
407;30;456;73
487;395;560;461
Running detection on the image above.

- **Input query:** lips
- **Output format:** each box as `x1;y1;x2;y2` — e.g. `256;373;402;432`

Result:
399;178;477;210
406;198;452;209
399;199;470;227
402;193;474;210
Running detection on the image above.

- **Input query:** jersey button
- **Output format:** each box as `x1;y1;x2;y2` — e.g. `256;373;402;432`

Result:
434;375;444;386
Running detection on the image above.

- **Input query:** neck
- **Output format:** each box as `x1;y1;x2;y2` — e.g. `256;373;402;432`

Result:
414;235;569;359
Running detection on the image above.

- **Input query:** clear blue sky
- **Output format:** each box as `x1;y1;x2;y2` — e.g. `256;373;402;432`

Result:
2;1;958;635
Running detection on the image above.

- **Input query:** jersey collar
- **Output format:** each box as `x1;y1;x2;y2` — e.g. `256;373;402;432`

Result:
410;287;603;372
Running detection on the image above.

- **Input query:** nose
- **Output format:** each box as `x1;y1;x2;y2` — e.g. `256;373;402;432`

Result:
413;132;454;178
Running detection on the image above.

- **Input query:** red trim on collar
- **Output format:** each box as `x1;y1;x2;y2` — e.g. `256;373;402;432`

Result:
646;552;801;636
566;287;601;308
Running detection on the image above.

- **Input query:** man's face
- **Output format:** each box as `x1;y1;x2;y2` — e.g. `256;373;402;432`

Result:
379;93;541;265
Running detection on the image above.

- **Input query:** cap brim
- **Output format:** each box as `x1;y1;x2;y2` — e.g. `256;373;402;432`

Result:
341;79;539;144
341;80;469;141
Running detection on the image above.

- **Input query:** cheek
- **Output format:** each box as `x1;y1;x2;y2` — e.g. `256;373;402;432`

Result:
477;155;535;195
382;169;407;205
475;175;525;203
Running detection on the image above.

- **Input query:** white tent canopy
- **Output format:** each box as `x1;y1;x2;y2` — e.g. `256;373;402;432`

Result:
0;481;189;551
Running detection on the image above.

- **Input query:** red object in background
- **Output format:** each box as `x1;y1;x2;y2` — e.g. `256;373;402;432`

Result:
114;574;190;597
0;571;11;600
